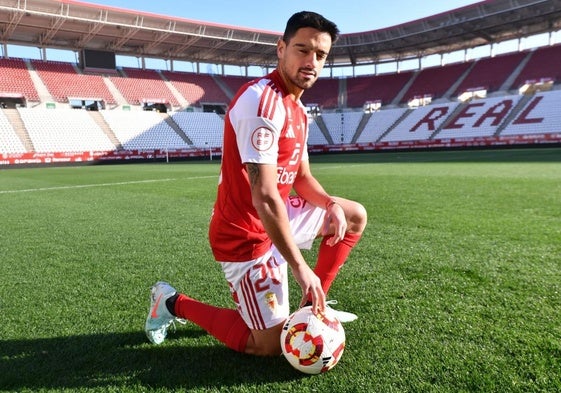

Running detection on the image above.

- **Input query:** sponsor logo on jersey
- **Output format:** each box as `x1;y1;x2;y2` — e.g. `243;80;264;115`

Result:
277;166;297;185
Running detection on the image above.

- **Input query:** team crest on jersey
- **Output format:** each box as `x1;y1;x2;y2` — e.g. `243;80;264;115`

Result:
251;127;274;151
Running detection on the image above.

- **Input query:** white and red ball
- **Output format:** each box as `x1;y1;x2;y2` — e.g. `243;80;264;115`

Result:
280;306;346;374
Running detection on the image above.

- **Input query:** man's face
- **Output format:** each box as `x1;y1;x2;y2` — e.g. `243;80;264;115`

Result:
277;27;332;95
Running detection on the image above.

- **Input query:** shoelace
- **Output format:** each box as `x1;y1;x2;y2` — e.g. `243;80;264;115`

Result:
170;318;186;332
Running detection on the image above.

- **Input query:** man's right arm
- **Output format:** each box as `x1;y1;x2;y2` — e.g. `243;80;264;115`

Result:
246;162;325;312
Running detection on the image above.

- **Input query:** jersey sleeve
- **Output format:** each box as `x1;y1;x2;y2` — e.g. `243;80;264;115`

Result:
228;82;285;165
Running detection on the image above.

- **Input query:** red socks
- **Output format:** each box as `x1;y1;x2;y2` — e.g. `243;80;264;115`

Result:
174;294;250;353
314;232;362;296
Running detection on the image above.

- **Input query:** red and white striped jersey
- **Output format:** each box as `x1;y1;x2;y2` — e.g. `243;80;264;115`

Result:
209;70;309;262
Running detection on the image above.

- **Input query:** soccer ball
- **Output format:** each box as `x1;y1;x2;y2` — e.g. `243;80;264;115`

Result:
280;306;345;374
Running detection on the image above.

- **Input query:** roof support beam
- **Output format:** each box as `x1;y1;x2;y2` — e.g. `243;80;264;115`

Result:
0;9;24;41
39;3;69;46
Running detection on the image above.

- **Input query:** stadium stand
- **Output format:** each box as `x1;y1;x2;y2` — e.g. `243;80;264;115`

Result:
436;95;522;139
302;78;339;109
220;75;254;99
0;58;40;103
170;111;224;148
346;72;414;108
453;51;528;96
110;68;180;107
2;51;561;165
513;44;561;88
381;102;461;142
0;109;26;153
18;107;115;152
401;62;472;103
161;71;229;106
356;107;409;144
321;111;365;144
30;60;117;105
501;89;561;136
308;117;330;146
2;49;561;161
100;110;190;150
1;2;561;165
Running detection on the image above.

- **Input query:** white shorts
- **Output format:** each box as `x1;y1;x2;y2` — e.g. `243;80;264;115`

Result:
220;195;326;330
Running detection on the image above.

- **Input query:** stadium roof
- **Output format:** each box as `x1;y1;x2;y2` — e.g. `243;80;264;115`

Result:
1;0;561;70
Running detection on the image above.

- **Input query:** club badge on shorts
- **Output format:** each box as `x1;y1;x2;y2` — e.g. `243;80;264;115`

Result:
265;291;278;312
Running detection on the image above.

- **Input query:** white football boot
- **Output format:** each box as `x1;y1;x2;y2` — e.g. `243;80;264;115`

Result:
145;281;184;344
326;300;358;323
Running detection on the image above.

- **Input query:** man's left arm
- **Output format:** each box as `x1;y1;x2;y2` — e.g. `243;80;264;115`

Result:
292;159;331;207
292;160;347;245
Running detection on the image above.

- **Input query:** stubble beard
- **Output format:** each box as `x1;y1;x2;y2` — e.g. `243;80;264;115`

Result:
280;62;317;92
293;68;317;91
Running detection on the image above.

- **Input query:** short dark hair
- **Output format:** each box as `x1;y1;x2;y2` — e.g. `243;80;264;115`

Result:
282;11;339;44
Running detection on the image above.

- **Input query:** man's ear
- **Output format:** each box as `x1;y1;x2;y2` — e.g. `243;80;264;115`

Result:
277;38;285;58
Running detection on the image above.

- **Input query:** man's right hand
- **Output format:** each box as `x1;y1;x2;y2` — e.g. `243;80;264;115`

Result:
291;262;326;314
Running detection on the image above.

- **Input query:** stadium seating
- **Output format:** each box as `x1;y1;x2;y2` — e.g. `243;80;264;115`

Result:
302;78;339;109
0;58;40;102
160;70;228;107
170;111;224;148
501;89;561;136
220;75;254;98
453;51;528;95
436;95;522;139
18;107;115;152
101;110;190;150
356;107;409;143
346;72;414;108
308;117;329;146
513;44;561;88
401;62;471;103
381;102;460;142
31;60;117;104
2;53;561;162
321;111;364;144
110;68;179;107
0;109;26;153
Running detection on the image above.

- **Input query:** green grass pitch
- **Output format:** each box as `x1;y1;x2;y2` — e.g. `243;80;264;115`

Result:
1;148;560;392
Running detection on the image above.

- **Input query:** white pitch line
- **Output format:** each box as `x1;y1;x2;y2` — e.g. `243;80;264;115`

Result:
0;177;215;194
0;166;366;194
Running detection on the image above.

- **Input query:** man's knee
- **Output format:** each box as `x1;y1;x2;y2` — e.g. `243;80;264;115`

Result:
245;324;284;357
249;341;282;357
349;201;367;234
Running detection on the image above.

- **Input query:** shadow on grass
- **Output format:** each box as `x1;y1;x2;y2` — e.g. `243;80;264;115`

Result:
0;328;303;391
